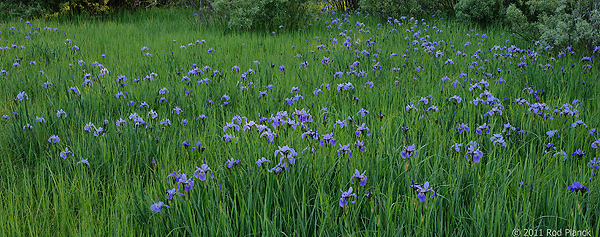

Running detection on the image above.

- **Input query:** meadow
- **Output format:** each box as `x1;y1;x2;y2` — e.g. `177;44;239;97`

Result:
0;7;599;236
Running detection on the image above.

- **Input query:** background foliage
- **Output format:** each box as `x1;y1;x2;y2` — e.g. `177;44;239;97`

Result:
2;0;599;50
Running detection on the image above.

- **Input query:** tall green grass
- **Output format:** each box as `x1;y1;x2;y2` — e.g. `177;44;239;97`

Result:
0;8;598;236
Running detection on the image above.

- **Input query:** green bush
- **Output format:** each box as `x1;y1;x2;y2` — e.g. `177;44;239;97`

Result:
0;0;112;19
0;2;45;19
505;3;537;40
208;0;315;31
454;0;504;25
505;0;600;50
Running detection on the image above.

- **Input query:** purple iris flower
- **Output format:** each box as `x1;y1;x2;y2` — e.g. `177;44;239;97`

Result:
591;138;600;149
268;165;284;174
378;111;385;120
490;134;507;147
194;163;214;181
320;133;337;146
15;91;28;101
451;143;462;152
192;141;205;153
572;120;587;128
84;122;96;132
60;147;72;159
225;157;241;169
293;108;313;122
313;88;322;95
260;130;277;143
355;123;371;137
339;187;357;207
357;108;369;117
573;149;586;158
76;158;90;167
415;182;436;202
56;109;67;118
547;130;559;138
475;123;490;135
278;154;295;167
150;202;170;213
502;123;516;133
172;107;183;114
166;188;183;200
448;95;462;104
167;170;183;183
301;126;319;140
177;174;194;192
351;170;367;186
223;122;240;132
372;62;381;70
283;118;299;130
455;123;470;134
256;157;271;167
544;143;556;152
588;157;599;172
243;121;257;131
337;144;352;157
400;144;417;159
405;104;418;112
567;182;589;194
48;135;60;143
465;141;483;163
290;87;300;94
554;150;568;161
259;91;269;98
221;134;238;143
196;114;208;121
353;140;366;152
334;120;347;129
180;140;190;148
274;145;297;159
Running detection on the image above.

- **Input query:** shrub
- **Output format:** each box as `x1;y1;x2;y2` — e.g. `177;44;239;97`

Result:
0;2;46;19
505;3;537;40
206;0;315;31
505;0;600;50
0;0;112;19
454;0;504;25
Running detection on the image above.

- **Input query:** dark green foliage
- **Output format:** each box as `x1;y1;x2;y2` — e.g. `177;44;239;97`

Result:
452;0;600;50
0;0;112;19
210;0;316;31
0;1;46;19
454;0;504;25
505;0;600;50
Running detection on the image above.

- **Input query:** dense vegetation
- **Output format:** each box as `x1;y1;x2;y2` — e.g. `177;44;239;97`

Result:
2;0;598;51
0;2;599;236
